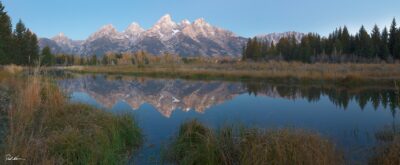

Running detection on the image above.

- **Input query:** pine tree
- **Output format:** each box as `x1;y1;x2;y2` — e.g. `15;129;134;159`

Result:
389;18;398;58
244;38;252;60
13;20;27;65
26;30;39;65
371;24;381;58
341;26;351;54
396;25;400;59
252;38;262;60
380;27;390;60
0;1;12;64
41;46;54;66
355;25;373;58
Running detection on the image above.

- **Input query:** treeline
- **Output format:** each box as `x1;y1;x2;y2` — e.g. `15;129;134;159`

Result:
0;2;40;65
44;50;183;66
243;19;400;63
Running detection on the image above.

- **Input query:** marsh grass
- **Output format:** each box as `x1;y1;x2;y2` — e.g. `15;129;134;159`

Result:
65;61;400;85
163;120;344;165
1;67;143;164
370;126;400;165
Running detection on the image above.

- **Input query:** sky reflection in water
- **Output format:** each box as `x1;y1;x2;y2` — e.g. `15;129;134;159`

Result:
58;75;400;164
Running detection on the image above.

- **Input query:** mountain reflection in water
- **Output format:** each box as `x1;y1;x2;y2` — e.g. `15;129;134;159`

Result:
58;75;399;118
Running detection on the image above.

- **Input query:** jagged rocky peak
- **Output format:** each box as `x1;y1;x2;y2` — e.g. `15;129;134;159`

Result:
85;24;122;42
156;14;176;26
180;19;191;26
52;32;71;43
99;24;118;33
125;22;144;34
147;14;180;40
193;18;210;27
256;31;306;44
94;24;118;36
53;32;67;39
181;17;220;38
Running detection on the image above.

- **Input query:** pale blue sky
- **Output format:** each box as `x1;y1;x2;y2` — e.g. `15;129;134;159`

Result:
2;0;400;40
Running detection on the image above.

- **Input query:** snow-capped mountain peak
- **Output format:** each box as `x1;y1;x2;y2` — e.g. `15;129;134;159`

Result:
51;32;72;44
153;14;177;29
193;18;210;27
147;14;179;40
180;19;191;26
53;32;67;39
256;31;306;44
98;24;118;33
87;24;121;41
157;14;174;24
125;22;144;34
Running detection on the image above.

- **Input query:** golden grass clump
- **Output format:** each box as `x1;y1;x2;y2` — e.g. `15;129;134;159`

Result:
3;64;23;74
369;127;400;165
164;120;344;165
236;128;343;165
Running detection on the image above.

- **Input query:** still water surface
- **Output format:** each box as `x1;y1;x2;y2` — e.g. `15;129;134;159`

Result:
57;74;400;164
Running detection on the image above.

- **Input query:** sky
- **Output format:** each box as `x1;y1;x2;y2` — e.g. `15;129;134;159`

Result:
2;0;400;40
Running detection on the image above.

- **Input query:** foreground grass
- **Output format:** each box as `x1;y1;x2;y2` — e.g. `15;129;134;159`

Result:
163;120;344;165
63;62;400;85
0;68;143;164
370;126;400;165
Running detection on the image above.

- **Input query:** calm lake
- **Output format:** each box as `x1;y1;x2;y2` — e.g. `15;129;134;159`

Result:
57;74;400;164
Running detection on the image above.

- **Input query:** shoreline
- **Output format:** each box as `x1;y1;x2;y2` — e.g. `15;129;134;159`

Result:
58;62;400;86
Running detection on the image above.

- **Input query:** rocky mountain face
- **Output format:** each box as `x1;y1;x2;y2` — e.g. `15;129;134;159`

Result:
39;14;305;57
256;31;306;44
38;33;83;55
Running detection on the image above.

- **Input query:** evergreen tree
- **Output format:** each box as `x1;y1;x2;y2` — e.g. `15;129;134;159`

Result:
13;20;27;65
299;34;315;62
26;30;39;65
252;38;262;60
380;27;390;59
90;55;97;65
341;26;351;54
371;24;381;58
0;1;12;64
396;25;400;59
389;18;398;58
41;46;54;66
355;25;373;58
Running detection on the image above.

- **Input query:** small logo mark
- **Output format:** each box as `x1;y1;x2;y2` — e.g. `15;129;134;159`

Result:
5;154;25;161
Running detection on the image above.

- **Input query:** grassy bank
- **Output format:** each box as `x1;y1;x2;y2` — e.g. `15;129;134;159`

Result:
163;120;344;165
370;125;400;165
0;67;143;164
62;62;400;85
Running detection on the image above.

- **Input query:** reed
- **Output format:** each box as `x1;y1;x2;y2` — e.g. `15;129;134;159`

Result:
64;61;400;84
163;120;344;165
370;126;400;165
1;68;143;164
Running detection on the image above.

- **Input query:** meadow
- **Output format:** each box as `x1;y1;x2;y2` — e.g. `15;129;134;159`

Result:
63;61;400;86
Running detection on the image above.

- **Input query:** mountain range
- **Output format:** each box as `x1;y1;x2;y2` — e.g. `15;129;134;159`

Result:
39;14;305;57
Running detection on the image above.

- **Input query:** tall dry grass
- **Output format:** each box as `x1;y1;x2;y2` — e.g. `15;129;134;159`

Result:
2;68;143;164
370;126;400;165
163;120;344;165
3;64;23;75
66;61;400;83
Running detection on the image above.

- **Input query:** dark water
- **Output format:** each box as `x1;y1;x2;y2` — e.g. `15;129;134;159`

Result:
57;74;400;164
